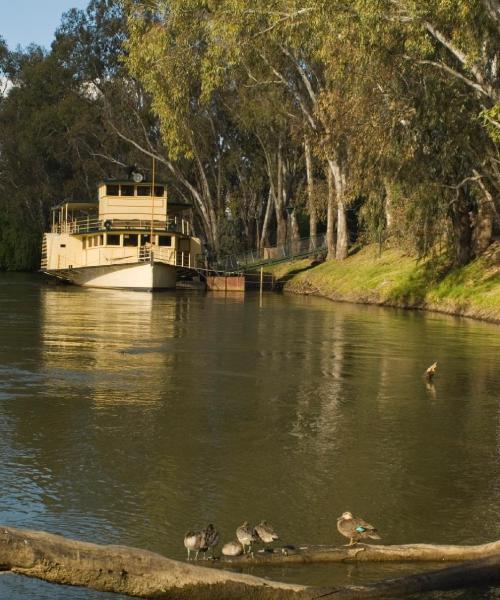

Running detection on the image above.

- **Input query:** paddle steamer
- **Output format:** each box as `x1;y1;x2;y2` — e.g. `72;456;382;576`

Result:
41;177;201;289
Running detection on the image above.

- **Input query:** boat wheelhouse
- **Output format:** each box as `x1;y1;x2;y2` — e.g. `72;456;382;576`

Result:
41;179;202;289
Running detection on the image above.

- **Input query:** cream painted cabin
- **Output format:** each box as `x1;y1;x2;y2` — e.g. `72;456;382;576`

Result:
41;180;202;290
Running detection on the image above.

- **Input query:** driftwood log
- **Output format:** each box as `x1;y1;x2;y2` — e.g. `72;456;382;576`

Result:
218;539;500;565
2;526;500;599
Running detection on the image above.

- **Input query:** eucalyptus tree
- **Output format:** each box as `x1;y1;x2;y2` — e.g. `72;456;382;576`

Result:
125;1;243;251
352;0;500;263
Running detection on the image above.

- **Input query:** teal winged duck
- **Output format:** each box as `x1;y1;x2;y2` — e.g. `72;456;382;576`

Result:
336;511;381;546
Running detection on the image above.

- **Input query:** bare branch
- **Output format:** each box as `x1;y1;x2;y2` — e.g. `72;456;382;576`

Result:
258;52;318;130
423;21;497;101
280;45;318;106
406;56;493;98
90;153;127;168
251;7;317;37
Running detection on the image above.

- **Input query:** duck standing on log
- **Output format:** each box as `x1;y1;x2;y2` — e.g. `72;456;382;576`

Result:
201;523;220;558
337;511;381;546
254;520;279;549
236;521;258;554
183;529;206;560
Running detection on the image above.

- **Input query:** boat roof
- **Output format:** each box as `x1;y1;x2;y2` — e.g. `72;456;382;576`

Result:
51;201;98;211
99;179;168;185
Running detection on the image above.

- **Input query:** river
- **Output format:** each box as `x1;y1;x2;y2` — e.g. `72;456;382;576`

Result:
0;274;499;599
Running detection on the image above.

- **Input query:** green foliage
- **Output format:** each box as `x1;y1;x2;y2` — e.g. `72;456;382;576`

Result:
1;0;499;270
0;1;140;271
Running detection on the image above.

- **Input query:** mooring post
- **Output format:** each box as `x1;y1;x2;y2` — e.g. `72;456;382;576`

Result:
260;266;264;307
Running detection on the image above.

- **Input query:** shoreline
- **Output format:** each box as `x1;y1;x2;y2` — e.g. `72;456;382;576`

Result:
267;243;500;325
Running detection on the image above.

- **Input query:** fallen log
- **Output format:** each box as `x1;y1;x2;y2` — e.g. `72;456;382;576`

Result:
217;539;500;566
2;526;500;599
0;526;308;600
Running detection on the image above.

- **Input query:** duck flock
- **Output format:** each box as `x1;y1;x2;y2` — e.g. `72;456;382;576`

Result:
183;512;380;560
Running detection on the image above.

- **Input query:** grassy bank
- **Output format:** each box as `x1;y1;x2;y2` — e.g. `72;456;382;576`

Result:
266;242;500;323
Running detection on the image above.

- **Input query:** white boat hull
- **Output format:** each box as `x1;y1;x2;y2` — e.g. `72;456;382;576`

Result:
44;262;177;290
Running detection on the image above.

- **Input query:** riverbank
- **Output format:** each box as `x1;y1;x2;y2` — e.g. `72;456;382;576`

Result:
267;242;500;323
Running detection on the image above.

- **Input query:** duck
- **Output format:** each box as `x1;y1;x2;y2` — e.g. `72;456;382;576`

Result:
254;520;279;547
201;523;219;558
183;529;206;560
236;521;258;554
222;540;244;556
336;511;381;546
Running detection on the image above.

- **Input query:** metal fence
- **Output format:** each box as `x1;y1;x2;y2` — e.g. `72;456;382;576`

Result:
210;234;326;273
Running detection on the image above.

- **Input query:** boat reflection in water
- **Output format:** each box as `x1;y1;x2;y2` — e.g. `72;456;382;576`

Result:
40;286;188;406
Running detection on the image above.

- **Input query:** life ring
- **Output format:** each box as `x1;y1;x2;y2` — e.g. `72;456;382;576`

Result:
104;220;112;230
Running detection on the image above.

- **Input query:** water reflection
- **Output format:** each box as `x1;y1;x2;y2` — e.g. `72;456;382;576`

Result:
0;276;499;599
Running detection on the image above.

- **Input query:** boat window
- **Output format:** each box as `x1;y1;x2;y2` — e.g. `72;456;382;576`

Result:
106;234;120;246
106;184;119;196
154;186;165;197
121;184;135;196
88;237;94;247
141;234;151;245
123;234;138;247
158;235;172;247
137;185;151;196
82;238;86;249
98;234;104;246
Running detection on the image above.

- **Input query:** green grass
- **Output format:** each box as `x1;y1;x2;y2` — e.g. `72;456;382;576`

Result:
266;243;500;322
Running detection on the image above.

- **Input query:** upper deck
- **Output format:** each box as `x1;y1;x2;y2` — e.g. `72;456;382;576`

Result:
51;180;192;236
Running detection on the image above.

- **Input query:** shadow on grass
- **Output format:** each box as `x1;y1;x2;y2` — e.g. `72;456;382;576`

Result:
387;255;455;305
269;260;322;291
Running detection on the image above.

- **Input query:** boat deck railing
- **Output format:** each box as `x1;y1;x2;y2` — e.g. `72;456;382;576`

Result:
51;216;191;236
137;246;196;269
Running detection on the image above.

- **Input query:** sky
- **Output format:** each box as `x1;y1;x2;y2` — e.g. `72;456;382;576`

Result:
0;0;89;50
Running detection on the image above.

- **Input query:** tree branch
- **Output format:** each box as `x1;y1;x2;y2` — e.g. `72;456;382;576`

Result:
423;21;497;102
407;56;493;98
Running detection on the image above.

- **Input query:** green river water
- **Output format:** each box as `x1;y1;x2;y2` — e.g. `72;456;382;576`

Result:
0;273;499;599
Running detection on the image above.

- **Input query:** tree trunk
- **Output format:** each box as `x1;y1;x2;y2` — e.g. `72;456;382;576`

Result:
473;171;495;255
450;188;472;265
290;210;300;251
275;141;287;249
2;526;500;599
328;159;348;260
384;179;394;234
326;164;336;259
259;188;273;252
304;134;317;247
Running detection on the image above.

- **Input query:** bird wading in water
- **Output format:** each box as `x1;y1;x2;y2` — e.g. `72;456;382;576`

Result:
337;511;381;546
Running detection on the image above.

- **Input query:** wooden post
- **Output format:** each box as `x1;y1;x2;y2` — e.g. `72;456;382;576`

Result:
260;266;264;307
